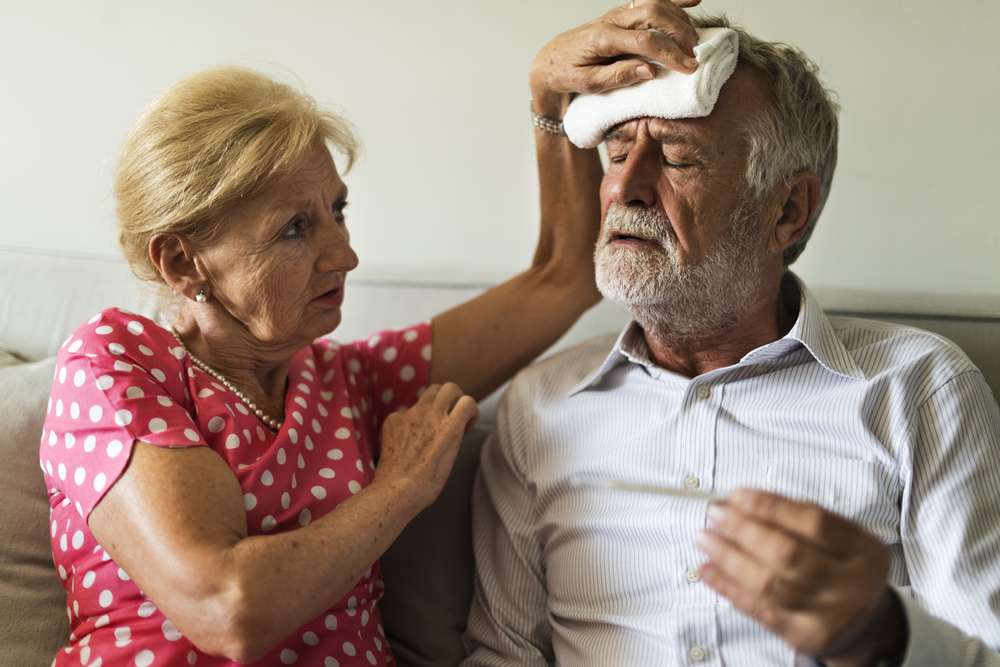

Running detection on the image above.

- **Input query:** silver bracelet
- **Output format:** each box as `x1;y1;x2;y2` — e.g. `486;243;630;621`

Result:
530;101;565;137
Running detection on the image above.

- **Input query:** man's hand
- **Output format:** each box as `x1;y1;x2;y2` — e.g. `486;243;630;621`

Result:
529;0;703;120
695;489;908;666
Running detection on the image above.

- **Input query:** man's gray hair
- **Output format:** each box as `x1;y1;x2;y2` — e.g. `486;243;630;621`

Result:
693;15;840;266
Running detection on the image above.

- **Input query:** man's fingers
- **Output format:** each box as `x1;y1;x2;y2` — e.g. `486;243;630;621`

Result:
727;489;865;555
611;1;700;60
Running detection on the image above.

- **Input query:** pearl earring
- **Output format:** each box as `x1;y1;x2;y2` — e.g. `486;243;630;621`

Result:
196;290;207;303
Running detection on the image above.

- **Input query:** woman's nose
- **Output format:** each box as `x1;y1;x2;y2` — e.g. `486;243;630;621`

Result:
316;221;359;274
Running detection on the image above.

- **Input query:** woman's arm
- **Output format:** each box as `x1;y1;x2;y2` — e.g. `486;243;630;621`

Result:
88;383;478;664
429;0;703;400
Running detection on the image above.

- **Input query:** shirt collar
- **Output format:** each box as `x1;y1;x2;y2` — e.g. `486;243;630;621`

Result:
569;272;866;395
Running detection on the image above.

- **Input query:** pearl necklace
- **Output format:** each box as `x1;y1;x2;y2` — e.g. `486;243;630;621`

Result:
169;327;283;433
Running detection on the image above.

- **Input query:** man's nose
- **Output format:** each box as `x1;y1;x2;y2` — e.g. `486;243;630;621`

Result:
605;146;660;209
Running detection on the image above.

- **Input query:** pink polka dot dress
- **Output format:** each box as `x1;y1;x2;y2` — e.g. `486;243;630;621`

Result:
40;308;433;666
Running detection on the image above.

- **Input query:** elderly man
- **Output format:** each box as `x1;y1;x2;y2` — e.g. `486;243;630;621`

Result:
462;5;1000;667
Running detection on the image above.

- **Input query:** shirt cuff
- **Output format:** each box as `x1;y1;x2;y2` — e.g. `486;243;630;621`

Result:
895;588;971;667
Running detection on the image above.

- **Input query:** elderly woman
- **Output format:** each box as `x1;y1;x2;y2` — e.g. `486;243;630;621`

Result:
39;3;700;665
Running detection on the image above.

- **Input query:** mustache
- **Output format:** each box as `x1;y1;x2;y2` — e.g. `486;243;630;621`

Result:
602;204;672;245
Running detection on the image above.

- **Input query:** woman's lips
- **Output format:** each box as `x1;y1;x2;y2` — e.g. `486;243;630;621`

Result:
314;287;344;307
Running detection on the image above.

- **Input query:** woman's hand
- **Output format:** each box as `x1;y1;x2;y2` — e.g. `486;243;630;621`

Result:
530;0;703;119
375;383;479;510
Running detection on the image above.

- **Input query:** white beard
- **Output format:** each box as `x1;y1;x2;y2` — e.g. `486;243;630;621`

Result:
594;201;767;342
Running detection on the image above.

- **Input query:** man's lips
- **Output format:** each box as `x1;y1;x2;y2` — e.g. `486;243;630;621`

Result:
608;230;660;246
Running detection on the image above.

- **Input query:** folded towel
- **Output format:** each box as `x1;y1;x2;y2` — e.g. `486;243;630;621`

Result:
562;27;739;148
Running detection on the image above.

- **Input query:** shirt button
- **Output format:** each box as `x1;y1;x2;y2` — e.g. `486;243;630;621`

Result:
696;385;711;399
650;369;661;379
689;645;706;662
684;476;700;490
685;567;700;583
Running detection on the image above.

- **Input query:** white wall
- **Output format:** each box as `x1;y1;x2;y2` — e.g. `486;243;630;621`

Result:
1;0;997;298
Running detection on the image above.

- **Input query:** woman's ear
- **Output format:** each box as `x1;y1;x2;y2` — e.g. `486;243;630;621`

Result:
767;171;820;256
149;234;208;301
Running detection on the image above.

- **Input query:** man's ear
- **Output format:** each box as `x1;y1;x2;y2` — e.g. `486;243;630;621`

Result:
767;171;820;256
149;233;208;301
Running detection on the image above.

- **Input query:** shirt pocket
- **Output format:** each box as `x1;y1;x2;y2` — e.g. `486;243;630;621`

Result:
762;458;900;537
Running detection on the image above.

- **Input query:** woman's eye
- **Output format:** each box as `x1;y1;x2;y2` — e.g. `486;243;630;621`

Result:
335;201;349;223
283;217;306;238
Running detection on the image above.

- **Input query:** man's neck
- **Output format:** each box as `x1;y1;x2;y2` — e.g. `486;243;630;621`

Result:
643;285;798;379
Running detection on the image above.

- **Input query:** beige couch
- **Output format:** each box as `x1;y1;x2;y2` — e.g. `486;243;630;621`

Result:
2;244;998;667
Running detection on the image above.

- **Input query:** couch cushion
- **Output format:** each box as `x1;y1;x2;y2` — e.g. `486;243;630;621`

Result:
379;425;489;667
0;351;69;667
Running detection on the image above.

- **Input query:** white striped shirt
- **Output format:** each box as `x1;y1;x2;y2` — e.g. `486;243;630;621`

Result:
463;274;1000;667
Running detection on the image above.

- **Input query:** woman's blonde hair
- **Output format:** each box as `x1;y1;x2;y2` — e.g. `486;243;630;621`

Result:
115;65;359;298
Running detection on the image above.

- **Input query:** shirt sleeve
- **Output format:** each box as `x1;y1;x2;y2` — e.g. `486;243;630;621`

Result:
462;380;555;667
899;370;1000;666
40;310;206;520
345;322;432;455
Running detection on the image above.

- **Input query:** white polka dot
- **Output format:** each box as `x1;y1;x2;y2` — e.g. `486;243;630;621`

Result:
325;659;339;667
71;530;84;549
340;407;353;419
74;467;86;486
65;433;76;448
355;460;364;473
70;402;80;419
162;619;183;641
107;440;123;458
317;404;329;418
99;590;113;607
69;340;84;353
334;427;350;440
321;390;334;401
135;649;154;667
94;473;107;492
114;410;133;426
403;329;419;343
348;480;362;494
59;367;67;384
298;454;306;469
381;389;394;404
208;416;226;433
114;361;133;372
421;344;432;361
319;468;335;479
109;343;126;356
374;637;382;651
149;418;168;433
299;508;311;526
305;435;314;450
139;345;154;356
156;396;172;407
151;369;166;382
311;486;327;500
281;649;297;664
172;346;187;360
56;400;64;416
226;434;240;449
197;388;214;398
81;646;91;664
328;449;344;460
57;463;67;481
302;631;319;646
95;614;110;629
83;571;96;588
244;493;257;510
184;429;199;442
126;386;144;399
89;405;103;422
261;470;274;486
367;651;377;665
118;567;131;581
115;626;131;643
262;515;277;532
48;430;57;446
257;426;266;441
343;642;357;657
137;602;156;618
382;347;398;362
276;448;287;465
235;402;249;415
297;383;311;394
292;412;304;425
312;418;322;434
295;396;308;408
95;326;113;335
58;564;67;579
361;610;369;626
399;365;416;381
73;370;87;387
127;321;144;335
188;650;197;665
46;461;53;475
301;370;314;382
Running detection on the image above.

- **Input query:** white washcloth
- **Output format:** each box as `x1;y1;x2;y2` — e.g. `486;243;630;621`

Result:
562;27;739;148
